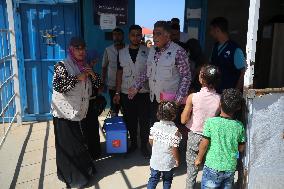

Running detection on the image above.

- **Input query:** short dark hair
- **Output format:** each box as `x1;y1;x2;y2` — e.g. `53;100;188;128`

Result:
156;101;178;121
210;17;229;33
200;65;221;89
154;21;171;33
129;25;142;33
112;27;124;34
171;23;180;31
171;18;180;24
146;40;152;45
221;89;243;114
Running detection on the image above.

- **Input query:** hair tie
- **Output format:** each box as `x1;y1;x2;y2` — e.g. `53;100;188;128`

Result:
208;67;216;75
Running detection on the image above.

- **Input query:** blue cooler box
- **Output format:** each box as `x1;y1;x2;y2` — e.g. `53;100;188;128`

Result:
104;116;127;153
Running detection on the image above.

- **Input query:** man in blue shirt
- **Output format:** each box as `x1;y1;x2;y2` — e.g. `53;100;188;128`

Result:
209;17;246;93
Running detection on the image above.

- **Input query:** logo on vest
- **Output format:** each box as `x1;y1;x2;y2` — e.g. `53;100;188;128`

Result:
166;52;172;59
224;50;231;58
142;50;147;57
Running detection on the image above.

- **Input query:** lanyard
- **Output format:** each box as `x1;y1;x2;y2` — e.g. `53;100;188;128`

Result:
217;41;228;56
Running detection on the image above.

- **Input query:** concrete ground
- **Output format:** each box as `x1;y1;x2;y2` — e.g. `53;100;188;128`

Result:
0;111;228;189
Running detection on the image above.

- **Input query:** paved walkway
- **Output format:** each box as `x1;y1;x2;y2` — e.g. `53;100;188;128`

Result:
0;112;205;189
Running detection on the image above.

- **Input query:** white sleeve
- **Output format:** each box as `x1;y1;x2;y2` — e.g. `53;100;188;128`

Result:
102;50;109;68
172;131;182;147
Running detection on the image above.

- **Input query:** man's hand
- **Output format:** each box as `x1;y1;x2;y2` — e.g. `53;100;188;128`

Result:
128;87;138;99
113;93;120;104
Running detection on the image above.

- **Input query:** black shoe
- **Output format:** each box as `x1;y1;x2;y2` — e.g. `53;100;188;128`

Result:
141;147;151;159
66;183;71;189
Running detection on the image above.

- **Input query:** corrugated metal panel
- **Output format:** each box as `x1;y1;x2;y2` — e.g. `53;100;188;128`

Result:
246;89;284;189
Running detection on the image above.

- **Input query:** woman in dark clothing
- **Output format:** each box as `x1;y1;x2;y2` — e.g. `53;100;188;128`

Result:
81;51;105;160
81;75;104;159
51;37;101;188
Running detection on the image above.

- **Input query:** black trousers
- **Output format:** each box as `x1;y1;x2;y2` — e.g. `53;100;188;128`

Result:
150;99;159;125
121;93;151;148
81;99;101;159
109;89;120;114
53;117;95;188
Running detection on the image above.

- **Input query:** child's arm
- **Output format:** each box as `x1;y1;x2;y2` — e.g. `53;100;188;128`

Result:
149;125;154;146
238;125;246;153
238;143;245;152
215;105;221;117
172;146;180;167
172;131;182;167
181;94;193;124
195;137;210;166
149;138;153;146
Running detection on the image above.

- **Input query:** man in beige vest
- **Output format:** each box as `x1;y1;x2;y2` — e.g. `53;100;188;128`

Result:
102;28;125;115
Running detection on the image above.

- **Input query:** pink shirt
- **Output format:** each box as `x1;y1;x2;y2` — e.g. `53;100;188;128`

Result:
186;87;220;134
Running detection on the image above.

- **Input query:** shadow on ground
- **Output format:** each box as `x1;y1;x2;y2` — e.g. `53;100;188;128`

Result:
86;127;190;189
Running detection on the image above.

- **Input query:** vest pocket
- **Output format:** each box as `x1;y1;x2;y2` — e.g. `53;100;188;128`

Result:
123;67;132;77
157;66;172;79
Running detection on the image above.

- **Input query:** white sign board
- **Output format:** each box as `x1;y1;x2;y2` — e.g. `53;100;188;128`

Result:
100;14;116;30
187;8;201;19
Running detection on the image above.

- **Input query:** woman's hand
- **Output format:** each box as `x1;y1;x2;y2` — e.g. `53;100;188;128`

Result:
84;68;97;80
76;72;87;81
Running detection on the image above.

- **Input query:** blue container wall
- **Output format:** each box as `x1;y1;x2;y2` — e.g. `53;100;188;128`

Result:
82;0;135;73
184;0;208;49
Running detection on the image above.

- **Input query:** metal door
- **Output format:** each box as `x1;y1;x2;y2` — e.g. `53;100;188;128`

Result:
18;1;80;120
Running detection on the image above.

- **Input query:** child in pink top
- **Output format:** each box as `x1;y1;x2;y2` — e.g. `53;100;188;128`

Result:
181;65;221;189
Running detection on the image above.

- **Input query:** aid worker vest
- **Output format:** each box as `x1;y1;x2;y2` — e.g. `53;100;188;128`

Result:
51;57;92;121
211;40;240;93
105;45;118;88
147;42;180;102
119;45;150;94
